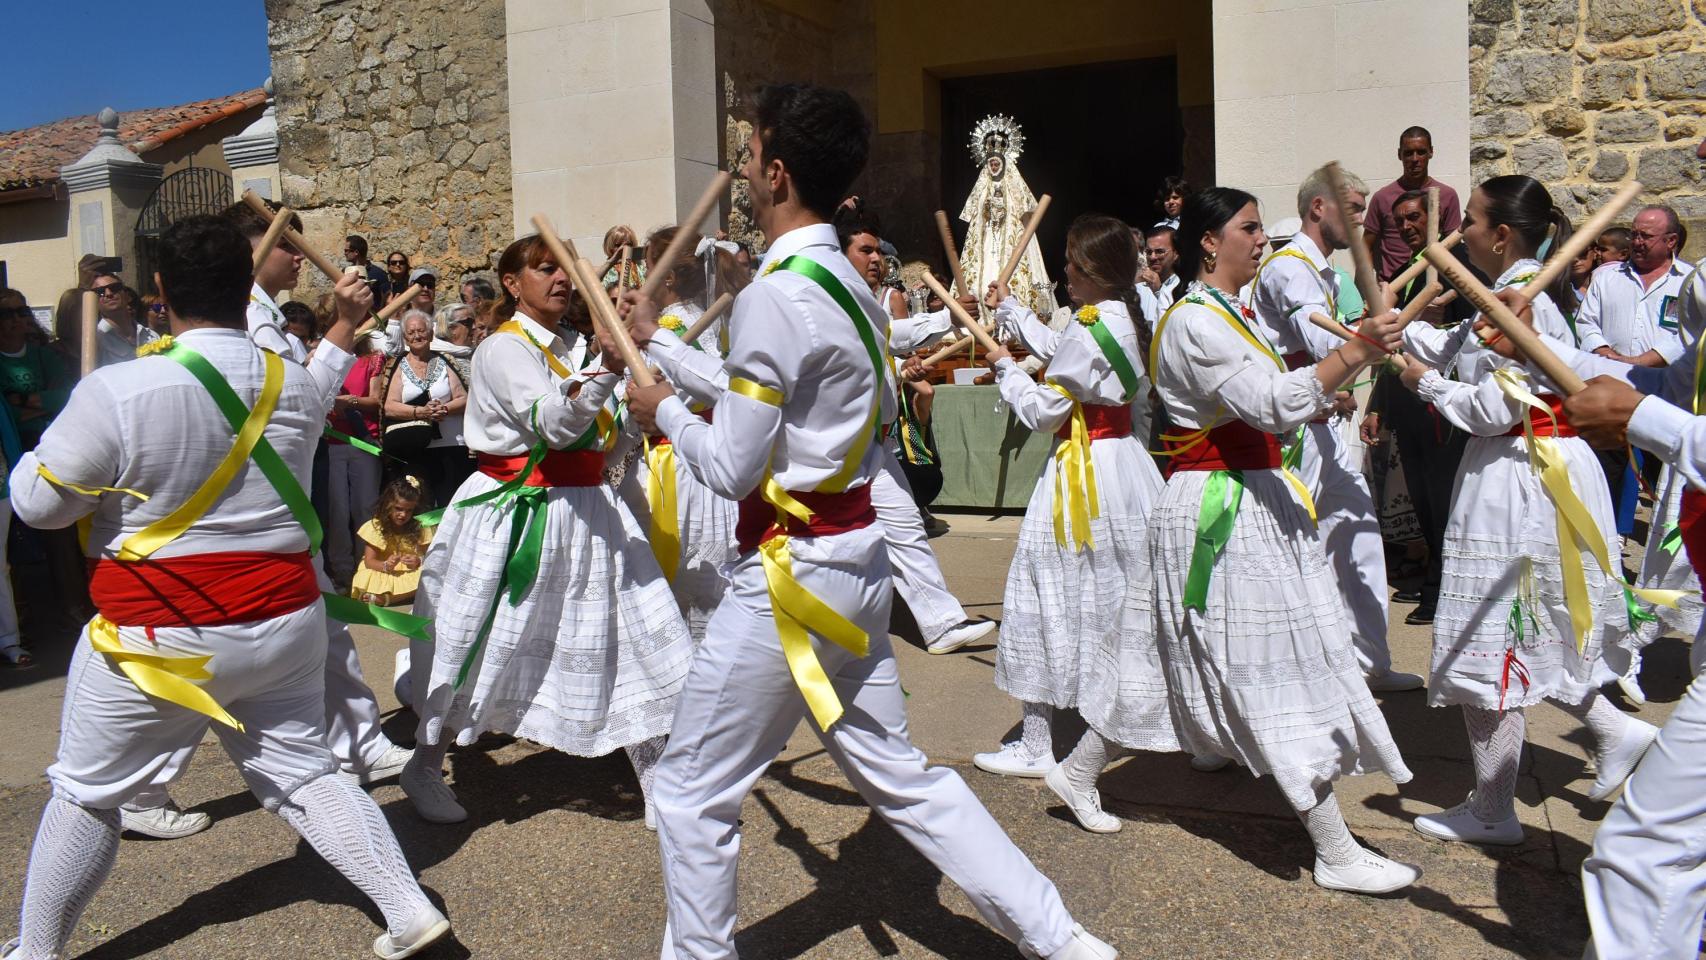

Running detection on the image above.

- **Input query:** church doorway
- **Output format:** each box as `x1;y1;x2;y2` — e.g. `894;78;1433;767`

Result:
939;57;1183;292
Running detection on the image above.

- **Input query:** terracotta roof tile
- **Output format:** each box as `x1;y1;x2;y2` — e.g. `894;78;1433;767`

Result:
0;87;267;192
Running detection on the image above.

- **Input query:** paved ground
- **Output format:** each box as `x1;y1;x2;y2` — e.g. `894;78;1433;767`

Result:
0;512;1692;959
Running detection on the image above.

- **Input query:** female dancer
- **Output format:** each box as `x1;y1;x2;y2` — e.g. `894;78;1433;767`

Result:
972;214;1165;778
1400;175;1658;846
402;235;694;828
1065;188;1418;895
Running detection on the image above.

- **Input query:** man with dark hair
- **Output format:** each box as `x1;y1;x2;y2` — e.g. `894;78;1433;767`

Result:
1144;225;1180;308
89;273;159;368
458;275;495;309
7;215;449;959
345;234;390;305
222;199;307;362
625;83;1116;960
1362;127;1462;280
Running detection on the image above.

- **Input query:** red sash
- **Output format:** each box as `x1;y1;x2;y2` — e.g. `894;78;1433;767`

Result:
477;449;604;487
1680;489;1706;593
1166;421;1284;474
1054;403;1133;442
89;551;321;627
1281;349;1312;371
1503;394;1576;438
735;485;877;554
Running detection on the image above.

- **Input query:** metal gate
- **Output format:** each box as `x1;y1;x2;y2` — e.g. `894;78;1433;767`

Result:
134;167;234;294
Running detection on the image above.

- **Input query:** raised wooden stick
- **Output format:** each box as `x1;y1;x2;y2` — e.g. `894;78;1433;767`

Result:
1306;280;1443;372
1322;163;1384;312
531;214;656;386
1387;231;1462;295
679;292;733;346
934;210;970;297
1423;242;1586;394
637;171;733;304
995;194;1053;288
922;273;1000;353
1425;187;1441;286
920;324;998;367
252;204;295;275
240;190;340;281
616;246;632;294
352;282;421;336
79;290;97;378
1516;180;1643;307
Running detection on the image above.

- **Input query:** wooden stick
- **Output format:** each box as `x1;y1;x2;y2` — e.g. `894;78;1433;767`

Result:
1516;180;1643;307
79;290;97;378
353;282;423;336
1322;163;1384;312
1387;231;1462;295
1425;187;1441;286
922;273;1000;353
1422;242;1586;394
679;292;733;346
920;325;998;367
1306;281;1442;371
995;194;1053;289
935;210;969;297
616;246;632;295
531;214;655;386
240;190;340;281
637;171;733;303
252;204;295;275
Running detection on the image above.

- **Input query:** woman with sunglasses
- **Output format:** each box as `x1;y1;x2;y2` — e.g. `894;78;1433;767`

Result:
385;252;412;300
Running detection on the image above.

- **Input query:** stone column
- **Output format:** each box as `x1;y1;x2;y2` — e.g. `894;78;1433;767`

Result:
223;77;281;202
504;0;719;252
58;108;164;287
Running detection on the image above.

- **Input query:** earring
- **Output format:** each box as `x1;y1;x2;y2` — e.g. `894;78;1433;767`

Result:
1492;242;1505;255
1204;251;1217;271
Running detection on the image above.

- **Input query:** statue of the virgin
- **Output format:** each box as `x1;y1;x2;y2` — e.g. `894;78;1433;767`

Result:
958;114;1051;313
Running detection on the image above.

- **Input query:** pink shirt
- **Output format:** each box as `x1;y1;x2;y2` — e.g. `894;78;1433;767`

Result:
327;351;383;443
1363;177;1461;281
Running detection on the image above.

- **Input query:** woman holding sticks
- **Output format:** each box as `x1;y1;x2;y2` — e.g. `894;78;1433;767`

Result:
401;234;693;828
1061;188;1419;895
969;214;1165;779
1397;175;1664;846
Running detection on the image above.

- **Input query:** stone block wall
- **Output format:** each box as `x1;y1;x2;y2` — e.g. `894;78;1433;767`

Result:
266;0;512;297
1470;0;1706;256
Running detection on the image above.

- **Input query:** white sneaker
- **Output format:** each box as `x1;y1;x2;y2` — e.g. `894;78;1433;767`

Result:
927;618;997;655
1589;718;1658;802
1312;849;1420;894
1413;800;1524;846
373;905;451;959
392;647;413;709
1366;669;1425;692
358;744;415;785
973;742;1053;778
1044;764;1121;833
1019;923;1118;959
120;801;212;840
644;795;657;832
1189;754;1231;772
401;760;468;824
2;936;17;957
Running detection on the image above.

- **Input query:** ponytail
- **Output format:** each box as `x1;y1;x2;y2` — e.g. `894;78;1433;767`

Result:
1545;205;1578;316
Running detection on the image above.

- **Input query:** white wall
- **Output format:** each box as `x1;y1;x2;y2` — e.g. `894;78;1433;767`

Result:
1212;0;1470;231
505;0;720;254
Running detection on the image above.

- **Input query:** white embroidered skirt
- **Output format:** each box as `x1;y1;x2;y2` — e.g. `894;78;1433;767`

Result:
630;447;738;643
1634;461;1702;648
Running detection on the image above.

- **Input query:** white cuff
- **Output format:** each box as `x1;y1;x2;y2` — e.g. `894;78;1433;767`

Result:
1628;394;1692;461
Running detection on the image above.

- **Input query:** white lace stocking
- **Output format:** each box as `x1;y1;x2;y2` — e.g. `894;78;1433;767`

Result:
1555;690;1629;759
17;793;120;960
1060;729;1125;795
1298;790;1361;867
625;736;666;802
1463;705;1524;822
277;775;432;937
1019;701;1053;759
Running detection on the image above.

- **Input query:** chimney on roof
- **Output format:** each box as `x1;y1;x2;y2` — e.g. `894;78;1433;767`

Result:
59;107;163;193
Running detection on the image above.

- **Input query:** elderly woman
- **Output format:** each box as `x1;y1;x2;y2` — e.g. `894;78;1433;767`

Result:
382;310;468;508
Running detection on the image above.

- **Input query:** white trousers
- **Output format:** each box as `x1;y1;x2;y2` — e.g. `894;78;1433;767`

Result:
1583;655;1706;959
652;526;1075;959
0;499;19;649
1297;420;1392;675
873;448;966;643
51;604;340;811
325;442;382;585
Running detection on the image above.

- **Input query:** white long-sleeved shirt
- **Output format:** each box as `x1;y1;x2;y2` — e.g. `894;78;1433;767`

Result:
94;317;161;370
991;298;1145;435
1574;258;1689;361
1251;233;1345;366
11;326;353;558
248;284;307;363
462;311;614;457
653;223;894;500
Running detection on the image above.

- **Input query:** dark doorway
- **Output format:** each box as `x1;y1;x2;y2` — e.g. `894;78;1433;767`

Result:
940;58;1182;293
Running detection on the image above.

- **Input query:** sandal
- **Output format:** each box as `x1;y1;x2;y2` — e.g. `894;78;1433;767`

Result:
1;645;34;668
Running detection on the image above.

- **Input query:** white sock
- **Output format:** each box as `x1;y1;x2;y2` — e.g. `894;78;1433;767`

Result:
1298;790;1361;867
1061;729;1124;795
1463;705;1524;822
1019;701;1052;759
17;793;120;959
276;775;433;937
625;736;666;804
1556;690;1629;758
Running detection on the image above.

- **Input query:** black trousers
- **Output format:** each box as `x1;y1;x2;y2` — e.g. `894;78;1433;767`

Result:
1394;417;1467;613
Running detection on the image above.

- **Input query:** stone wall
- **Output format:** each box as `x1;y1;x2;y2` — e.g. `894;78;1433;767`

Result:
266;0;512;296
1470;0;1706;257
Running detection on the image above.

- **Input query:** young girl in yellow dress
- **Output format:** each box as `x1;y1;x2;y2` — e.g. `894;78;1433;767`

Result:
352;476;435;607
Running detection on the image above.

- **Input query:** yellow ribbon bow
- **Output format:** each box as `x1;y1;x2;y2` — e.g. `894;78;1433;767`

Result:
88;617;244;731
1049;384;1099;551
758;531;870;732
645;440;681;581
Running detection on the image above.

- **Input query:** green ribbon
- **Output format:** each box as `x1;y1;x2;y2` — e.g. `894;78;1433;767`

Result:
323;593;431;642
1085;317;1141;402
773;255;887;443
323;425;383;457
1183;470;1244;612
1662;523;1683;556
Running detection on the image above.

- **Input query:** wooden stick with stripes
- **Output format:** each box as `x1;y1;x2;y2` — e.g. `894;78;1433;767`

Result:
1422;242;1586;394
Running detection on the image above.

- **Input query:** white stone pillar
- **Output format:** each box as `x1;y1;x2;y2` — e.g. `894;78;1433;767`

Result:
59;108;163;286
223;77;282;202
504;0;719;253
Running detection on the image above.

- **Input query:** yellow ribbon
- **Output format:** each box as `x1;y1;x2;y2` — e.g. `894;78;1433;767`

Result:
118;351;285;561
645;440;681;581
88;616;244;731
1493;369;1684;651
758;533;869;731
496;320;572;379
1048;383;1098;551
36;464;150;502
729;377;784;407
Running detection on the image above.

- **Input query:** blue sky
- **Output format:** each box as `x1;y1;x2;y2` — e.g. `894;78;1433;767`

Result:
0;1;271;133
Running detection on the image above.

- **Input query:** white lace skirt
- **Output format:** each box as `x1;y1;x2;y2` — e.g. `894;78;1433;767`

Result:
1634;461;1702;647
994;433;1162;707
414;470;694;757
1082;468;1412;811
630;446;738;643
1431;433;1628;709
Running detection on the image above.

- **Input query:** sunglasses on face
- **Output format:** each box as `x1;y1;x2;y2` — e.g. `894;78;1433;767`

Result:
93;284;123;297
417;279;436;288
387;260;407;267
149;304;168;315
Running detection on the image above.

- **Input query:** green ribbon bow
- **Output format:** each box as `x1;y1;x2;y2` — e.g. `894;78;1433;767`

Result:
1183;470;1244;612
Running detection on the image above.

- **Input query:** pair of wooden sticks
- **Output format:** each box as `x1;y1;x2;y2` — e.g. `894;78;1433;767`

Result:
241;191;421;336
919;195;1054;367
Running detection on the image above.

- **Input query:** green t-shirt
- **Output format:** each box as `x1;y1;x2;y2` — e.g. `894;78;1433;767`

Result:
0;344;71;450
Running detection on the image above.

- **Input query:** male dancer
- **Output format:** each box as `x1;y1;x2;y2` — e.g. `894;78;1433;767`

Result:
626;83;1114;960
242;207;308;362
6;215;446;959
1251;165;1422;691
